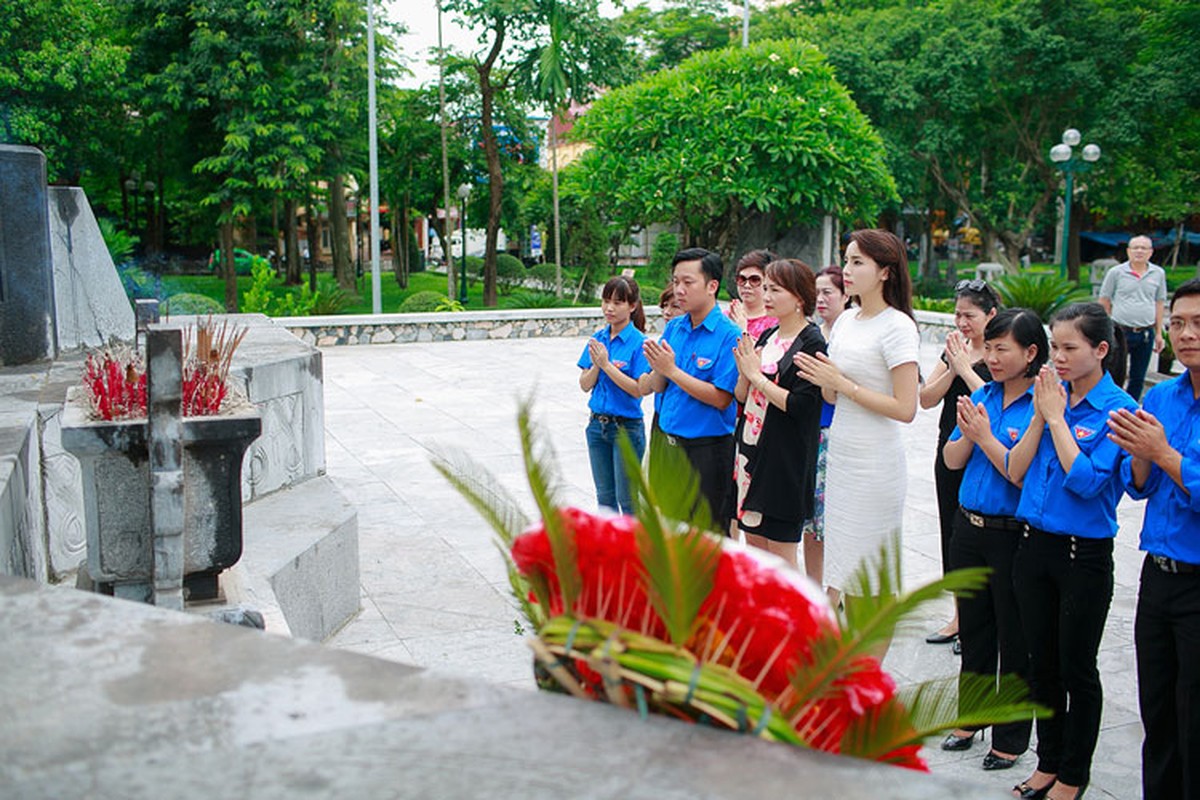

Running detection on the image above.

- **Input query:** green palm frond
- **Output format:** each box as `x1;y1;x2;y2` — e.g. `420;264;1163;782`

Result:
430;447;531;548
644;427;713;531
430;442;543;629
841;536;991;657
516;398;581;612
784;537;991;716
839;673;1047;763
618;432;721;647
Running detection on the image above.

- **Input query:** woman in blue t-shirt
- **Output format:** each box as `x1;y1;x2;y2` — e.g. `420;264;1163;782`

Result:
1006;303;1135;800
940;309;1047;771
579;276;651;515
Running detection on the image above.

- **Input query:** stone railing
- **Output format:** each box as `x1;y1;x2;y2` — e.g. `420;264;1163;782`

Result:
281;307;958;347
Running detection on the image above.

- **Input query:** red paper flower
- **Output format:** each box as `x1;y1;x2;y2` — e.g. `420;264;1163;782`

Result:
511;508;926;769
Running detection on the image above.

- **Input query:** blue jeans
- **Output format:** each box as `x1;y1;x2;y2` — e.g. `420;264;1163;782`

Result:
586;415;646;515
1123;326;1154;401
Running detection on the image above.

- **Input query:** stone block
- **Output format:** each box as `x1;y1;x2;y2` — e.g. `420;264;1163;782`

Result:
371;328;395;344
0;145;56;365
48;187;135;350
240;475;359;641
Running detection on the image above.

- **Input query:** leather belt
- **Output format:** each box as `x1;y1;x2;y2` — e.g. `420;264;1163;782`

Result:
1151;554;1200;574
662;432;730;447
960;507;1024;532
591;413;640;425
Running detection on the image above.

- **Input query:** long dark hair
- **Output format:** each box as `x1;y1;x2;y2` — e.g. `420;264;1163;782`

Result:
849;229;913;319
601;275;646;332
1049;302;1127;386
985;308;1048;377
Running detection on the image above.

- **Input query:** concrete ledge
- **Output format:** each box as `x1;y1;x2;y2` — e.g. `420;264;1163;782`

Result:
281;308;960;347
0;574;991;799
239;475;360;641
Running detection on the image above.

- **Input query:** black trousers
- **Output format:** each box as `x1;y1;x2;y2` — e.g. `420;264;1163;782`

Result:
934;441;965;576
1136;555;1200;800
652;430;734;532
950;510;1031;755
1013;527;1113;787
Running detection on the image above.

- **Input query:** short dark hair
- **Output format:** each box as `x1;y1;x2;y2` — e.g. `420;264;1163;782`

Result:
849;229;913;319
765;259;817;317
735;249;777;273
816;265;844;294
1050;302;1127;386
673;247;724;286
985;308;1048;377
1170;278;1200;311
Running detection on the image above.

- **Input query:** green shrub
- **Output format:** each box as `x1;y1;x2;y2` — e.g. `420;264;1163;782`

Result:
503;291;567;309
913;296;956;313
242;258;321;316
993;272;1090;322
399;290;449;313
496;253;525;295
528;263;559;293
434;296;465;312
647;231;679;288
97;217;138;265
163;293;225;316
311;278;349;315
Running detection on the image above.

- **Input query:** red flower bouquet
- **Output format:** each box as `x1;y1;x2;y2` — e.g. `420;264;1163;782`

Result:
435;404;1040;772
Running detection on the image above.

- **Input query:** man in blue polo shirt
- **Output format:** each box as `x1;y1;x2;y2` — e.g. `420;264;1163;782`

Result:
1108;278;1200;800
642;247;740;527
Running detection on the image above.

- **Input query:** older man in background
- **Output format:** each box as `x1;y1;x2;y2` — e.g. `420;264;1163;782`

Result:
1099;234;1168;400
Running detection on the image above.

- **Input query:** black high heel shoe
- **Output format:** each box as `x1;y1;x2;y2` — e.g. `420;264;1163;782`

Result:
940;729;980;751
1011;779;1054;799
981;750;1018;770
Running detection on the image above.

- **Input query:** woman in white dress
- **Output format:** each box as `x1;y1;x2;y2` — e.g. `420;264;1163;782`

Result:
794;229;920;610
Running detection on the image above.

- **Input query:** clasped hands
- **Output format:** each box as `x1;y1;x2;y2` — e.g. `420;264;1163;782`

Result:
732;332;762;379
643;338;678;377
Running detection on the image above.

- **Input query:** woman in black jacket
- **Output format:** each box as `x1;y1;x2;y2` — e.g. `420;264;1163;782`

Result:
731;258;827;568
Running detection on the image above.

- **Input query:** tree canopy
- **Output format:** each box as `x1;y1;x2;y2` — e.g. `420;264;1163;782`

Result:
574;39;895;256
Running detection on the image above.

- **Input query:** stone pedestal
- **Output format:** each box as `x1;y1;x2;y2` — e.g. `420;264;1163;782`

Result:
0;145;57;365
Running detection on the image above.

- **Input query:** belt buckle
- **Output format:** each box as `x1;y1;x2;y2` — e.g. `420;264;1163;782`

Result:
1154;555;1178;574
967;511;985;528
665;434;678;447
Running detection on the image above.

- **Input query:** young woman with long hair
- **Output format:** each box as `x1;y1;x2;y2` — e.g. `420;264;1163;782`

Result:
578;275;650;515
1006;303;1134;800
731;259;826;567
939;309;1048;771
799;266;850;585
793;230;920;616
920;280;1000;649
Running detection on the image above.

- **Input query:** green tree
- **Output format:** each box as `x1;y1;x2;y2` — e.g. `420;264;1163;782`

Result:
615;0;736;75
574;40;895;259
442;0;631;306
0;0;129;184
756;0;1152;276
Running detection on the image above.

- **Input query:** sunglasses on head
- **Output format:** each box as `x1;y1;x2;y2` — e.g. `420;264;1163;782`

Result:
736;273;763;287
955;279;989;293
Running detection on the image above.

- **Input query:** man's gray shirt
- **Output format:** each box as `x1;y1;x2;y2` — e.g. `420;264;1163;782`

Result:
1099;261;1167;328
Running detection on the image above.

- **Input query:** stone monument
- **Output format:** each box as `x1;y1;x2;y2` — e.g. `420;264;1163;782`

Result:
0;145;57;365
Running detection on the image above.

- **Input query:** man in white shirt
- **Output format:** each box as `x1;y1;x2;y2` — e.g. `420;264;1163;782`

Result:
1099;235;1167;400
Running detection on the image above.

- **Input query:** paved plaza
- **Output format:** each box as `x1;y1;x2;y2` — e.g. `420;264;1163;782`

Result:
321;335;1145;798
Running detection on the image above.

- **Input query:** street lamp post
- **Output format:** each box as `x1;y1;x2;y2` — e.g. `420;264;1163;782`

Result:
456;183;471;305
1049;127;1101;278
